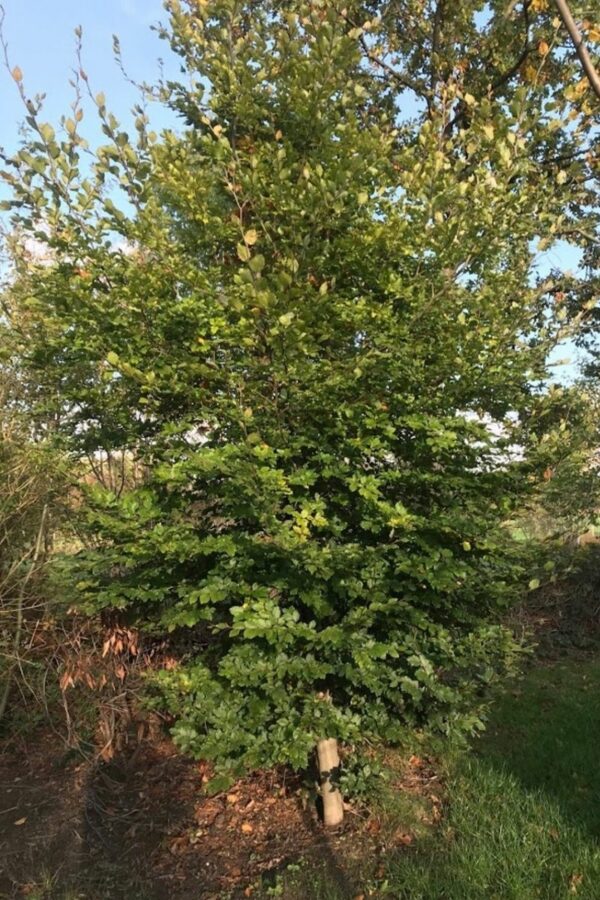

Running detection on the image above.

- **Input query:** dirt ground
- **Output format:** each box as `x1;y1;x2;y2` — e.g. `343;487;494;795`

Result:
0;729;395;899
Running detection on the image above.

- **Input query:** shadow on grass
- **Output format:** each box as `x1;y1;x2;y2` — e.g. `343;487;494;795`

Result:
385;656;600;900
476;658;600;841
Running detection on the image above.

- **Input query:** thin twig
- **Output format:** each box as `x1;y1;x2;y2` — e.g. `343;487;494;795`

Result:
0;504;48;722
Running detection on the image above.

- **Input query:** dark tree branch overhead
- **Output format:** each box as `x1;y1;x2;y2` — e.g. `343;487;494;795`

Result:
430;0;445;93
492;1;532;93
553;0;600;100
339;8;428;98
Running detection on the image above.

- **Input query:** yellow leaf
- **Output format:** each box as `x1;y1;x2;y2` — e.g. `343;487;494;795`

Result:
241;821;253;833
12;66;23;82
523;64;538;83
563;79;587;103
244;228;258;245
538;40;549;56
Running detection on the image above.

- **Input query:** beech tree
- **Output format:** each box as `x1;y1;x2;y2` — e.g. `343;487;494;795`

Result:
1;0;598;799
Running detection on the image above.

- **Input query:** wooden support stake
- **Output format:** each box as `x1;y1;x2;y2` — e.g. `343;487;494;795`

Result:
317;737;344;828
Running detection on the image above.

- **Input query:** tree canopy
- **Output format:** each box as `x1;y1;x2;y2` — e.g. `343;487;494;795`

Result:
1;0;599;786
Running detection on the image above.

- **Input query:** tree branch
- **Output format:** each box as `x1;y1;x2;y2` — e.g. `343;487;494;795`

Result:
553;0;600;100
338;8;427;98
430;0;445;94
492;1;532;93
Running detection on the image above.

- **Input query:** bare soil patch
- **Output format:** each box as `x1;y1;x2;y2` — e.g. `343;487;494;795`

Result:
1;729;429;899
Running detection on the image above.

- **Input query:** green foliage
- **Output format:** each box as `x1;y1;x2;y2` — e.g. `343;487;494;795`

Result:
1;0;599;777
337;749;385;800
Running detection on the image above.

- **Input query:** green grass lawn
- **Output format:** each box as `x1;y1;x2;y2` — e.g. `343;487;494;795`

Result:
265;656;600;899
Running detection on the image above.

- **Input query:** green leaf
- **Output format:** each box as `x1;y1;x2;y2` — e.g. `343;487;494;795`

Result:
204;773;235;795
248;254;265;272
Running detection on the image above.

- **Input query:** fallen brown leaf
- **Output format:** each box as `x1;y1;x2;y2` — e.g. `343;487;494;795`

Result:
395;831;413;846
569;873;584;894
169;835;188;856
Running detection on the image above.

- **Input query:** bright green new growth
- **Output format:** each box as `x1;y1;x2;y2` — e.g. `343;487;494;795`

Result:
1;0;598;783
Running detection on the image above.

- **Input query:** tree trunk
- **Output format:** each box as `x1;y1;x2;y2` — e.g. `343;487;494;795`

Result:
317;737;344;828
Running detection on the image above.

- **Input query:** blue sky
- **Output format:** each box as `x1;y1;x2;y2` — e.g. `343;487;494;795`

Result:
1;1;585;382
1;0;180;154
